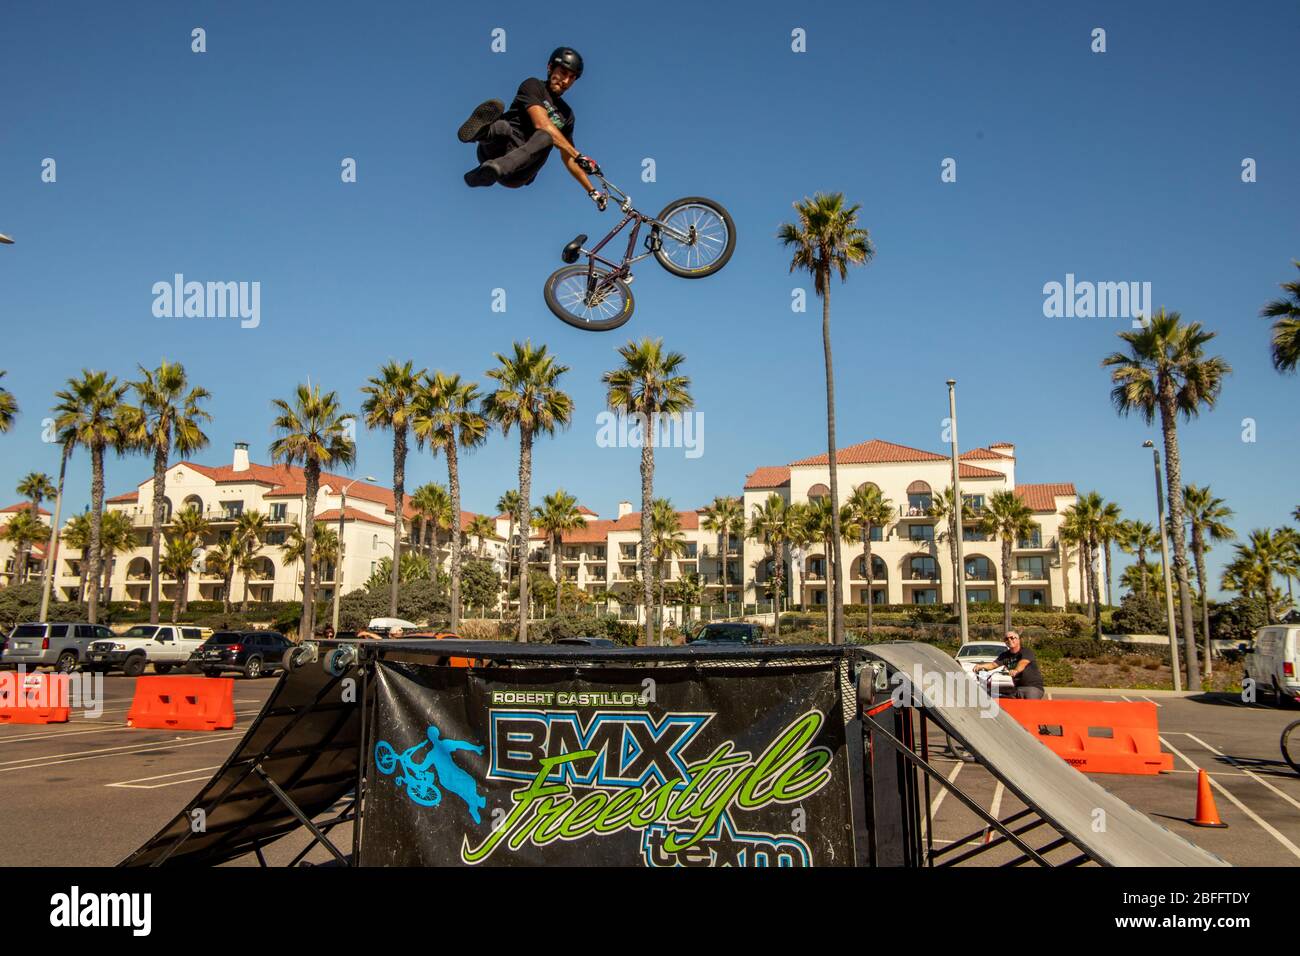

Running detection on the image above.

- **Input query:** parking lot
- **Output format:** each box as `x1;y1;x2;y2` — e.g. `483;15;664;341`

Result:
0;674;1297;867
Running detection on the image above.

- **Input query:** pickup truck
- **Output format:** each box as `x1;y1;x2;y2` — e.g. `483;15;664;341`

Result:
85;624;209;677
1;622;117;672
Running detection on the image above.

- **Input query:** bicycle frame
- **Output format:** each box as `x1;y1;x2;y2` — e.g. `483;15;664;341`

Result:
576;174;696;287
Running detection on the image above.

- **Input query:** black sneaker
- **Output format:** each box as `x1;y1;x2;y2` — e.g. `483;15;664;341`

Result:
463;161;502;188
458;99;504;143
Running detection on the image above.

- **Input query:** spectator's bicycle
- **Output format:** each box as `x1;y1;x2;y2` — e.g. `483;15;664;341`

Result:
1282;720;1300;775
543;161;735;331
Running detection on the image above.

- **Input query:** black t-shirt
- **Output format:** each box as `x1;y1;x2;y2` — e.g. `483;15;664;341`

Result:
995;646;1044;690
504;76;575;144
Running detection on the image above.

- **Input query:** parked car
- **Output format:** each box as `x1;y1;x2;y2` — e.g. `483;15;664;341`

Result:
2;622;116;672
953;641;1015;695
686;622;765;644
190;630;293;678
85;624;208;676
1243;625;1300;706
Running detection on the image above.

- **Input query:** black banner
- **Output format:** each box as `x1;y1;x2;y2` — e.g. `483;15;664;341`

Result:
360;659;857;866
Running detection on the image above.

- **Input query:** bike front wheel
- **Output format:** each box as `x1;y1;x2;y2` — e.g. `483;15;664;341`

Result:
544;264;635;331
375;741;398;776
1282;720;1300;775
653;196;736;278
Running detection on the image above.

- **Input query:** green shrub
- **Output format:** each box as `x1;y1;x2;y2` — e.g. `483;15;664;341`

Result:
534;613;639;646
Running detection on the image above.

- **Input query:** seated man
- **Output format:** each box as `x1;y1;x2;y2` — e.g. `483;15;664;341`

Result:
459;46;605;208
974;630;1046;699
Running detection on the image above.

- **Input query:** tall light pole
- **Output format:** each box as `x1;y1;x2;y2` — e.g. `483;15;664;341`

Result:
331;475;376;633
38;441;73;623
1145;440;1182;692
946;380;969;645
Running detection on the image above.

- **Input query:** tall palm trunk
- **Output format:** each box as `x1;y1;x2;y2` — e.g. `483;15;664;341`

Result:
823;536;833;642
86;444;105;625
148;440;168;624
299;466;320;640
1060;539;1071;610
504;510;516;603
447;440;463;629
1104;538;1114;607
390;428;407;618
864;528;876;638
1192;529;1212;677
1137;542;1148;596
639;423;655;646
771;545;783;639
241;573;251;613
1077;546;1087;616
1001;537;1013;636
1159;387;1201;686
516;427;533;642
819;269;846;644
222;567;232;615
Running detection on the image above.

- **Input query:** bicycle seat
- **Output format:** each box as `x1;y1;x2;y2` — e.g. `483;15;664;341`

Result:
561;234;587;264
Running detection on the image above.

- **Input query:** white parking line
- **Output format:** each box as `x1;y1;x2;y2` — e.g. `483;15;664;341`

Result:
1177;732;1300;812
0;710;261;744
1159;735;1300;861
107;766;223;789
921;760;964;843
1140;696;1162;708
0;733;244;773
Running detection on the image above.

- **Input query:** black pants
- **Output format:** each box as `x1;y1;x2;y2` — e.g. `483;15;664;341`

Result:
1013;685;1045;699
477;120;553;187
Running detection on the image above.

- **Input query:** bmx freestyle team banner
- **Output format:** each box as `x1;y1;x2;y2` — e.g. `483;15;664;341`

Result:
360;660;857;866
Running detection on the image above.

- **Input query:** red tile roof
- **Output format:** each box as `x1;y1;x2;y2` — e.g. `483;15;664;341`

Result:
577;505;598;516
790;439;948;467
106;491;139;503
959;463;1007;480
1;503;52;516
744;466;791;490
960;446;1014;461
559;509;701;543
314;507;393;528
1014;483;1077;512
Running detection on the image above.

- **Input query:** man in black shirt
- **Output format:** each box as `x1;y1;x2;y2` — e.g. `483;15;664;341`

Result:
975;631;1046;699
458;47;605;207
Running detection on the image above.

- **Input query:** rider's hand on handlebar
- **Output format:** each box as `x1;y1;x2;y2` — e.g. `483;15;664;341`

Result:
588;188;608;211
576;154;600;175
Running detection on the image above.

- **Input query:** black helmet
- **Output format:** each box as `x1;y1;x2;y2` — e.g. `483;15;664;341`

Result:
548;46;583;78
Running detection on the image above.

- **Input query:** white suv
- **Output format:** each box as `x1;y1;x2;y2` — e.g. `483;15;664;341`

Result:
85;624;209;677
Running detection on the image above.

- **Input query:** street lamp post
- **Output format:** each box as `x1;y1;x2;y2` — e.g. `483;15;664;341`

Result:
1144;440;1182;692
946;380;969;646
331;475;376;634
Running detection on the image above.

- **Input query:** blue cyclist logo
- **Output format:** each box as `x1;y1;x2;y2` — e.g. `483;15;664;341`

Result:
375;725;488;824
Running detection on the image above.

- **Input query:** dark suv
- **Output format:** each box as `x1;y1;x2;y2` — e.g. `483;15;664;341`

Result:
687;622;765;644
189;630;292;678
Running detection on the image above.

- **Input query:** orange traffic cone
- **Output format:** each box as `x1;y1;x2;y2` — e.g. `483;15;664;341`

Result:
1190;769;1227;828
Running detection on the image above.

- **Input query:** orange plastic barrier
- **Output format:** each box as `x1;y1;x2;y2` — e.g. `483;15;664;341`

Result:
0;672;71;724
127;675;235;731
998;699;1173;775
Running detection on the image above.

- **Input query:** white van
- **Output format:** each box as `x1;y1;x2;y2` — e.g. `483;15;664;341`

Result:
1243;625;1300;705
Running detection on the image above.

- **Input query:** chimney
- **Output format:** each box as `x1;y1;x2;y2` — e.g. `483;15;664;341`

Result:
233;442;250;473
617;500;633;519
990;442;1015;458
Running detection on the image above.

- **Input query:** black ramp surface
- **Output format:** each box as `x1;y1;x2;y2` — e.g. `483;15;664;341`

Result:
121;659;361;867
864;643;1228;867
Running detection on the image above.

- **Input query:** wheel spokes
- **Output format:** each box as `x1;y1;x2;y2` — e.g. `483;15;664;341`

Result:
554;270;627;325
659;204;728;271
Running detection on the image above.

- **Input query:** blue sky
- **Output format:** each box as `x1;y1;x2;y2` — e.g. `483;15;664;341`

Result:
1;0;1297;598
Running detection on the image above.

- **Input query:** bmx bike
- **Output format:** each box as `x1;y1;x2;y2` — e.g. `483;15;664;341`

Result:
543;162;736;331
374;740;443;807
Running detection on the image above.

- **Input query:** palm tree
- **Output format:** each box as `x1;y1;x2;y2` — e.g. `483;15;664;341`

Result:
466;514;497;558
1061;504;1093;616
497;489;521;587
410;482;451;561
1260;260;1300;374
122;360;212;625
14;472;56;584
928;486;963;618
748;494;797;639
53;370;129;624
270;384;356;640
361;360;424;618
602;338;693;646
531;490;585;613
1116;519;1160;597
0;371;16;433
62;512;91;604
778;193;874;644
1279;527;1300;610
235;510;269;611
1096;497;1123;608
1;511;45;584
160;537;196;623
206;532;241;615
1120;560;1163;597
981;490;1035;637
1103;309;1231;685
483;341;573;642
168;507;210;614
97;510;135;603
413;371;490;630
801;497;838;641
1222;530;1286;623
1182;485;1235;672
843;483;894;638
649;498;686;643
700;495;744;610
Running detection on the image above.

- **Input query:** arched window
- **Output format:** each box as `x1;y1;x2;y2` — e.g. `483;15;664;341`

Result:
807;483;830;502
905;481;932;515
964;555;994;580
908;555;938;580
856;555;887;580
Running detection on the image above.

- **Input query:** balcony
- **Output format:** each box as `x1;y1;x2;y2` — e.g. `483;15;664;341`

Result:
898;505;934;521
1014;535;1052;551
1011;569;1048;582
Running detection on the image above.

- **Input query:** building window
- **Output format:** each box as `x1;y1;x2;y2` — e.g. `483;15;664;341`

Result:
962;527;988;542
1017;525;1043;549
684;543;697;559
964;556;994;580
1016;556;1046;578
270;503;287;521
911;589;938;605
966;589;992;603
266;530;286;546
1017;589;1046;606
372;534;379;550
906;493;932;514
909;556;937;580
908;524;934;542
221;501;244;519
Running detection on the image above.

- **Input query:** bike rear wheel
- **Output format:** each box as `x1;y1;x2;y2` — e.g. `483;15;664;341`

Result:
375;741;398;776
653;196;736;278
544;264;635;331
1282;720;1300;775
